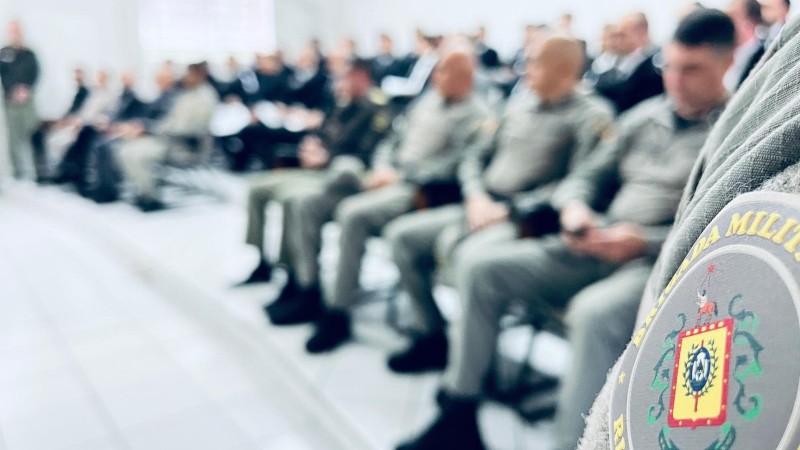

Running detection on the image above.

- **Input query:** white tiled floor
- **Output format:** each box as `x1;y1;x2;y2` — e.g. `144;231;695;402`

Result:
0;180;567;450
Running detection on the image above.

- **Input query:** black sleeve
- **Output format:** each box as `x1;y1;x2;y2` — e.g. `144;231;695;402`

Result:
66;86;89;116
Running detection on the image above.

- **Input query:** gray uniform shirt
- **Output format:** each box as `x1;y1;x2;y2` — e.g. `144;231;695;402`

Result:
154;82;219;137
552;95;725;256
372;91;491;184
461;91;614;199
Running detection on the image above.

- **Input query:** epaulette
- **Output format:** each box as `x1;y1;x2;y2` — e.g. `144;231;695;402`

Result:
368;88;389;106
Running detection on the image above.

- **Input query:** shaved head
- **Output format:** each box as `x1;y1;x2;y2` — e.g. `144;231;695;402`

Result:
433;47;476;101
538;37;584;79
527;36;584;100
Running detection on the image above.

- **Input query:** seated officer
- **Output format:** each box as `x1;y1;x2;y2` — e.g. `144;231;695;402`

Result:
382;37;614;374
264;45;492;351
396;9;734;450
579;14;800;450
237;58;392;285
116;63;218;211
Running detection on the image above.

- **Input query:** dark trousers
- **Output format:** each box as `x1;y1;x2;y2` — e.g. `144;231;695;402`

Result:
226;124;304;172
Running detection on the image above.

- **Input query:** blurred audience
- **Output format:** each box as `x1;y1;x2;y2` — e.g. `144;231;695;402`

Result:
380;33;440;99
383;37;614;375
370;33;401;84
115;62;218;211
593;12;665;114
760;0;791;46
725;0;766;91
396;8;735;450
238;58;392;285
262;44;492;354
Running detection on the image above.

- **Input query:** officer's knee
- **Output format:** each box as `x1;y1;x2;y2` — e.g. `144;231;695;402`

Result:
455;251;501;290
335;198;370;230
565;291;615;335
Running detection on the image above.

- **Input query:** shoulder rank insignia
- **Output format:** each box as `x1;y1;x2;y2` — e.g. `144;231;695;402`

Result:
372;112;391;132
369;89;389;106
610;191;800;450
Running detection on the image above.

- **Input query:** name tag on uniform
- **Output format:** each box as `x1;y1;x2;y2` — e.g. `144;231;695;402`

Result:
610;191;800;450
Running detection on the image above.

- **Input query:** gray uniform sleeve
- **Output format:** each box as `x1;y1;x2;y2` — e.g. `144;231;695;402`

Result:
370;130;401;170
569;103;615;170
154;87;218;137
551;114;625;211
458;118;499;198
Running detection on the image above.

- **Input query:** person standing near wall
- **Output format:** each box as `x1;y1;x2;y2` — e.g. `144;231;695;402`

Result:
0;20;39;181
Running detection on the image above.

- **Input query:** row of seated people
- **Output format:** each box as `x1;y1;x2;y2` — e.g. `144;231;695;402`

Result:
234;8;749;450
32;63;218;210
33;2;757;211
31;32;443;205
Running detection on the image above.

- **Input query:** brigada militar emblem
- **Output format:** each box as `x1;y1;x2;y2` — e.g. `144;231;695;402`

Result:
610;192;800;450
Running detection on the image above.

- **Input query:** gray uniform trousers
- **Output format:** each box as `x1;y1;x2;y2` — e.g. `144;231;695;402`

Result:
290;182;416;296
383;206;517;334
443;236;651;402
4;99;37;180
116;136;206;199
283;157;367;289
244;170;326;262
553;259;652;450
328;182;417;307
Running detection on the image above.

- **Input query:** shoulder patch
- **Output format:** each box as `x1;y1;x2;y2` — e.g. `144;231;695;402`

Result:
371;112;391;132
369;89;389;106
609;191;800;450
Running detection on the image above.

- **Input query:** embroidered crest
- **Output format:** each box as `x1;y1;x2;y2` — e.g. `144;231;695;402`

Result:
609;192;800;450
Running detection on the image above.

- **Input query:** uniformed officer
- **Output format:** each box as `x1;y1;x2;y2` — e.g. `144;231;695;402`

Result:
0;21;39;181
238;58;392;284
382;37;615;374
396;10;735;450
265;45;492;353
116;63;218;211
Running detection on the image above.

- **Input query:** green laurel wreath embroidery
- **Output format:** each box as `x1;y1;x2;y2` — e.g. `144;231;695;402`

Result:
647;313;686;424
727;295;763;421
682;339;719;399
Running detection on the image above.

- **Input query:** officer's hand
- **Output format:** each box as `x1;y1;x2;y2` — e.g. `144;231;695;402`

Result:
567;223;646;264
466;194;509;231
299;141;329;169
365;168;400;190
120;122;145;139
560;201;595;236
11;85;31;103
